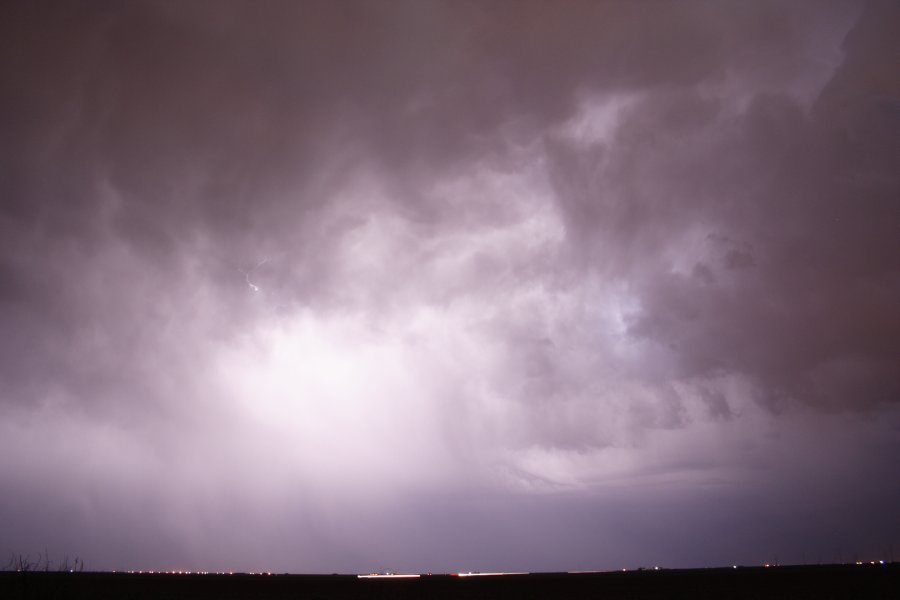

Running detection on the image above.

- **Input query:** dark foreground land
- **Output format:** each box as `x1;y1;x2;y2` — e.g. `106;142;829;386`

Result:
1;564;897;599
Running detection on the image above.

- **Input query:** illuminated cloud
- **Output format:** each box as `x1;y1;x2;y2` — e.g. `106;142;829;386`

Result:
0;0;897;572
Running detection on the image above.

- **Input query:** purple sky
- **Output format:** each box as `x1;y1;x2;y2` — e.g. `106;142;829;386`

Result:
1;0;899;574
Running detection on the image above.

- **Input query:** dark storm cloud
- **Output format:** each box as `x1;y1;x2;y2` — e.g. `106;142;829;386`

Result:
1;0;898;572
544;1;900;412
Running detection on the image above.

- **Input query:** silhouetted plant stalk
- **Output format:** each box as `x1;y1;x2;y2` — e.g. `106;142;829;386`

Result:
5;552;84;572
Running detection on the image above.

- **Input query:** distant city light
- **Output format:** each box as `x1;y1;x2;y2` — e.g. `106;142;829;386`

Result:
455;572;529;577
567;570;604;574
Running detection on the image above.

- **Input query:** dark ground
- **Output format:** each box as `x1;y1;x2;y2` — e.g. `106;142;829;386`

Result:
1;564;897;599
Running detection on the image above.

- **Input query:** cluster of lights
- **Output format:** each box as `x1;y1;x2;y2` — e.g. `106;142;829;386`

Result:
97;560;894;578
117;571;275;576
567;570;603;574
122;571;204;575
454;572;529;577
358;572;533;579
573;567;666;573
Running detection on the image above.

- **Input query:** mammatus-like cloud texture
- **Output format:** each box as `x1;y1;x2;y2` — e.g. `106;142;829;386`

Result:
1;0;898;573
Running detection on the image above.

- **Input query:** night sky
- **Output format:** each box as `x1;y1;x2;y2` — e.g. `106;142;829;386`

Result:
1;0;899;574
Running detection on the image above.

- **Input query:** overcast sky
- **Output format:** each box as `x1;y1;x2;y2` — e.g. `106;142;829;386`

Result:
1;0;898;574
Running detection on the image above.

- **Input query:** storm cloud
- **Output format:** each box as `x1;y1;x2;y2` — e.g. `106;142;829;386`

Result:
1;0;898;573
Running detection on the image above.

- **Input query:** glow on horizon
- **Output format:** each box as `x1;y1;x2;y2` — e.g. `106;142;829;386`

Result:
455;571;530;577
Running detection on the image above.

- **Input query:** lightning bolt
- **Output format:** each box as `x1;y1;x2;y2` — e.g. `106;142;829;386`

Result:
238;257;269;293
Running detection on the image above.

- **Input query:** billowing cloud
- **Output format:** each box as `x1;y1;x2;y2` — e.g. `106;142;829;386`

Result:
1;0;898;572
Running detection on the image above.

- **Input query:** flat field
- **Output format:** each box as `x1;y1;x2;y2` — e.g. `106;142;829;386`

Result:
1;564;896;599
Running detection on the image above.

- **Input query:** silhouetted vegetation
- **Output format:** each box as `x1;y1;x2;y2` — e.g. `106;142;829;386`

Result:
4;552;83;573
